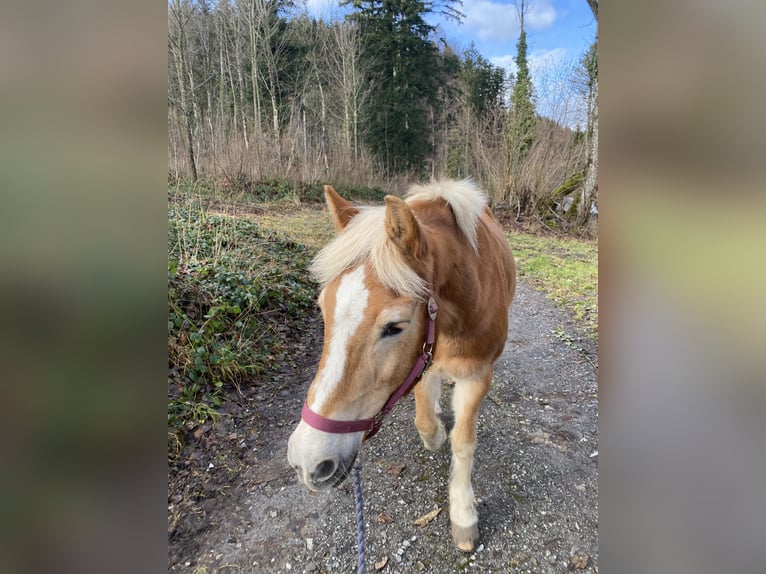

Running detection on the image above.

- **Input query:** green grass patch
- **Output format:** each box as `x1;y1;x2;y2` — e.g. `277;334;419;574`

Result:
254;206;336;249
508;232;598;338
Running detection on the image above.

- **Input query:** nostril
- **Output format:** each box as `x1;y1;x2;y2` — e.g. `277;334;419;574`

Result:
311;459;337;483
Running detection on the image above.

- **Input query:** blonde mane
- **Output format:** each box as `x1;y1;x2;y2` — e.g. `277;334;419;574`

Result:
406;179;486;253
310;180;486;298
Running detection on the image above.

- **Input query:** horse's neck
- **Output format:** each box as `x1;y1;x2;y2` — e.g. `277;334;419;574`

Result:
426;230;481;333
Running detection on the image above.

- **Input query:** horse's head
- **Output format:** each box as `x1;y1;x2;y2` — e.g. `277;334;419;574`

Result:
287;186;432;491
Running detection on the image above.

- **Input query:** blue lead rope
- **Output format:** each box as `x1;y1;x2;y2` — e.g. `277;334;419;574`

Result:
352;464;366;574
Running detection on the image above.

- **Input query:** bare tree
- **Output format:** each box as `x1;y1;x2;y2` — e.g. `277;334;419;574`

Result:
251;1;286;138
243;0;263;137
168;0;198;181
329;21;370;163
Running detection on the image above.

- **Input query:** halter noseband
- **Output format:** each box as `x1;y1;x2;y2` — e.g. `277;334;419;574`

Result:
301;295;438;441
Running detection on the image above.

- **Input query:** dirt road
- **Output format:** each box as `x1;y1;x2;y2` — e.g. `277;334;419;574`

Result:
168;280;598;573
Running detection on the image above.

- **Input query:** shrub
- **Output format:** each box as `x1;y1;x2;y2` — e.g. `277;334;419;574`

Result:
167;189;315;454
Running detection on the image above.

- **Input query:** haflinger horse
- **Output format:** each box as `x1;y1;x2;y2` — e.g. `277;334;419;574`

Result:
287;179;515;552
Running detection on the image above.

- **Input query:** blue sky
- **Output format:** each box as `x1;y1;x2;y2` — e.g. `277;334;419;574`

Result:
301;0;597;125
435;0;596;72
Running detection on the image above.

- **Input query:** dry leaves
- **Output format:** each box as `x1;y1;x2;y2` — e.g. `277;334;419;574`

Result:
413;507;442;527
374;556;388;570
527;429;567;452
377;512;394;524
568;553;589;570
386;463;406;476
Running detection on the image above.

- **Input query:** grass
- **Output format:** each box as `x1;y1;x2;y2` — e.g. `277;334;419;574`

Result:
254;207;336;249
170;175;388;208
508;232;598;339
167;183;317;456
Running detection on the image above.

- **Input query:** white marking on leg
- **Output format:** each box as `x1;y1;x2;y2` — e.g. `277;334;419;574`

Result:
449;444;478;528
310;266;369;412
415;370;446;450
449;379;482;529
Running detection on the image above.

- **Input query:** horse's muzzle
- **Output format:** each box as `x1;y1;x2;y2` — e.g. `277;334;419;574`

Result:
287;420;362;491
292;452;357;491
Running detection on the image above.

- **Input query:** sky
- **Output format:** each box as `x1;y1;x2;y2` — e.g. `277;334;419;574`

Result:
300;0;598;126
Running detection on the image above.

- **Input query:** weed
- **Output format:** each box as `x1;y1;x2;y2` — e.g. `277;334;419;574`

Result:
552;326;597;368
167;184;316;457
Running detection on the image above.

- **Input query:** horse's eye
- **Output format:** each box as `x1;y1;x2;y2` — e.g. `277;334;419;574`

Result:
382;323;403;338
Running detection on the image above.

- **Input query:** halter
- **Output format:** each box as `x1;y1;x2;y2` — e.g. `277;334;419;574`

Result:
301;295;438;441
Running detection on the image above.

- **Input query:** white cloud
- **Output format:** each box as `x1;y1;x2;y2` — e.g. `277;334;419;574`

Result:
491;54;517;73
526;0;557;30
300;0;342;19
491;47;567;78
462;1;518;42
460;0;557;43
529;47;567;75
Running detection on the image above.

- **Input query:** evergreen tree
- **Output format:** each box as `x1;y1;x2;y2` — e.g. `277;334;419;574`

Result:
507;13;536;174
345;0;462;176
461;44;506;118
447;45;506;179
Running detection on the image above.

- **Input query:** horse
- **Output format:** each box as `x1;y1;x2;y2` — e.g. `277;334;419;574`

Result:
287;179;515;552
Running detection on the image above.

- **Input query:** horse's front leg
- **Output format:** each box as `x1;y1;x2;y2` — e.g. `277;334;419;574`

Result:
449;368;491;552
414;369;446;451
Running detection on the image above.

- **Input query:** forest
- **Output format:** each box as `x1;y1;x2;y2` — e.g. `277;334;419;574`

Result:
168;0;598;233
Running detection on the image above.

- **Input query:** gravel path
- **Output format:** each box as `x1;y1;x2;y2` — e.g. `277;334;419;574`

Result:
169;280;598;573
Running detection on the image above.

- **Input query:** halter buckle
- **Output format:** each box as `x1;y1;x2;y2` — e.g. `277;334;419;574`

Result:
427;297;438;320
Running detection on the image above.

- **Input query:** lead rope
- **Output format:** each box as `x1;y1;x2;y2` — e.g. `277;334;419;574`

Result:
352;463;366;574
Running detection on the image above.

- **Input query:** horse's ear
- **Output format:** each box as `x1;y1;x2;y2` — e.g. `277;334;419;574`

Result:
324;185;358;231
384;195;421;258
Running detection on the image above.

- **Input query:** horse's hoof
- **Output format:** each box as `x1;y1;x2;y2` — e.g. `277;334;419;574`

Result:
420;421;446;451
451;522;479;552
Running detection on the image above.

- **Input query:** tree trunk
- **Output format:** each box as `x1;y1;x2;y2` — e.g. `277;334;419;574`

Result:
578;74;598;224
169;2;198;181
248;1;262;135
233;21;249;150
578;0;598;226
217;12;226;142
224;26;239;151
315;68;330;176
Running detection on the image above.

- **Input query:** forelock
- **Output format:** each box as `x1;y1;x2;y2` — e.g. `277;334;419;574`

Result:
309;207;428;299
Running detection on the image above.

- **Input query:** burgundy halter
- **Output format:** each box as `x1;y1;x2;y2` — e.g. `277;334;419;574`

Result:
301;295;438;441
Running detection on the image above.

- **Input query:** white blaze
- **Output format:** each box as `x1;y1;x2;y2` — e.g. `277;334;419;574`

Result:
310;266;368;412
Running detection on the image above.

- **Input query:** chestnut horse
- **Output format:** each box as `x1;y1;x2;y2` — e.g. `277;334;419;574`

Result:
287;180;515;551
